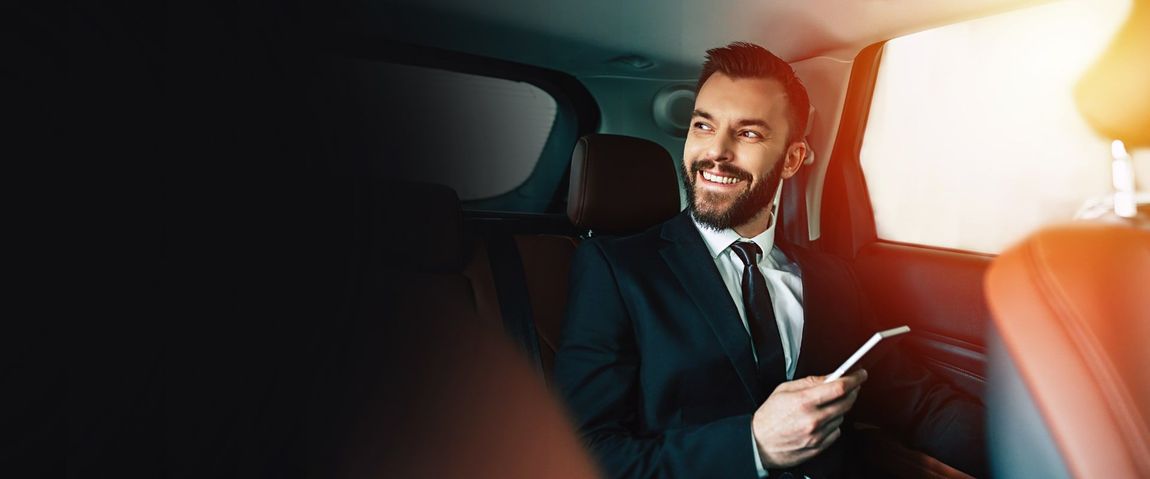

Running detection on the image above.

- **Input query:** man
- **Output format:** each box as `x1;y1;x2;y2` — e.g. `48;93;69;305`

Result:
553;42;985;478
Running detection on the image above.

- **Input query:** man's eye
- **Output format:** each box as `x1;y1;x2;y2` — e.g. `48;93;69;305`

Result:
694;122;713;131
740;130;762;139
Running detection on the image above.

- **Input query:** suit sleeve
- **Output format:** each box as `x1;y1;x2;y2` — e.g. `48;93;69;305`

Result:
842;259;988;478
553;241;759;479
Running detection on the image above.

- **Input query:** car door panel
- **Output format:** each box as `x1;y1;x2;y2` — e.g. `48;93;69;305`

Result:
853;241;991;399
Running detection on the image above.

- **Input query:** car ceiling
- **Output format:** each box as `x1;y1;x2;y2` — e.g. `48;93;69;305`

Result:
359;0;1054;78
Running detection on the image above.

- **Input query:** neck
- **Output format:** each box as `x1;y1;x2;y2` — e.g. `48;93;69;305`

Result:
733;208;773;238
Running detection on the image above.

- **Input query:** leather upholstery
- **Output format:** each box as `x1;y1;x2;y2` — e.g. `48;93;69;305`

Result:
473;133;687;381
371;183;599;477
465;135;686;383
514;234;580;377
459;240;504;331
985;223;1150;478
567;133;681;235
357;272;599;478
1075;2;1150;146
986;329;1072;479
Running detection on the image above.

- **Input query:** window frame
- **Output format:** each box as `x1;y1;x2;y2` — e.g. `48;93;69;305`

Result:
819;41;997;260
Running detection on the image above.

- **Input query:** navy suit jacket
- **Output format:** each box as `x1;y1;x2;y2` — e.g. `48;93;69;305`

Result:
554;211;985;478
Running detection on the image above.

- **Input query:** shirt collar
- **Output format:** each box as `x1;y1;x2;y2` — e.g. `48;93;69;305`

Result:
692;207;778;260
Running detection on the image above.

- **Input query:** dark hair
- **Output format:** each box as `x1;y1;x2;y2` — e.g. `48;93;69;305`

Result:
697;42;810;144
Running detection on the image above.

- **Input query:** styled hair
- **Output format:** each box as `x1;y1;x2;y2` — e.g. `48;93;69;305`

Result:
697;42;810;144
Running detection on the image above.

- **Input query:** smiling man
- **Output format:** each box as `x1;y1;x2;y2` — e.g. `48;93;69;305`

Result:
685;65;802;238
554;42;986;478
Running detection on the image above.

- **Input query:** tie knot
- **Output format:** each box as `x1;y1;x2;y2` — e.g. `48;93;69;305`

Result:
729;241;762;267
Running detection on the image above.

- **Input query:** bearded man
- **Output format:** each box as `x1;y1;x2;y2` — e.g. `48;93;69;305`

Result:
553;42;986;479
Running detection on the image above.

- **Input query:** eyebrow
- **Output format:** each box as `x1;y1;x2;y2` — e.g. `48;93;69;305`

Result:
692;109;772;131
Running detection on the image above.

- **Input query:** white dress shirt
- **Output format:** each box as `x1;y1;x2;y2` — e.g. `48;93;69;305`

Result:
691;208;805;478
691;214;805;379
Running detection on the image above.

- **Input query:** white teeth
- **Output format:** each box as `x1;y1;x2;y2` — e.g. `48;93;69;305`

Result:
702;171;740;184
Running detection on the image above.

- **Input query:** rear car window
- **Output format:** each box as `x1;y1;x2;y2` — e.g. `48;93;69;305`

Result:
858;0;1142;254
354;60;558;206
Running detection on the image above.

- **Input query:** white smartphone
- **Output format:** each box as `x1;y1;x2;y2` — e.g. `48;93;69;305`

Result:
823;325;911;383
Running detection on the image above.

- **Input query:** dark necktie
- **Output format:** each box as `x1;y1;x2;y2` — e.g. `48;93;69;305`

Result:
730;241;788;390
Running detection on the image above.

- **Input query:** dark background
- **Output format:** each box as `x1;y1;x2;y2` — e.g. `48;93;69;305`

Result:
5;0;452;476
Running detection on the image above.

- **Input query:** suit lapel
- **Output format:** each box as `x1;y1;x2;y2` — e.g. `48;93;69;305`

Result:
779;241;831;379
659;211;761;402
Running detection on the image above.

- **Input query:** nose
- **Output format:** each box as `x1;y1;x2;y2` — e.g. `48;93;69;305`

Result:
703;131;735;163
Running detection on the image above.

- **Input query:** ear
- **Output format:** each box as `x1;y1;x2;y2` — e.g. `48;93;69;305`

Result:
781;141;807;180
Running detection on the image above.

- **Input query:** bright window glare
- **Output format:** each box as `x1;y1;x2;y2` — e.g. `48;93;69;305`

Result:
860;0;1134;254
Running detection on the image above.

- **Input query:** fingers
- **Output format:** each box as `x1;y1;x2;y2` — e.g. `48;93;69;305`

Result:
805;379;855;406
800;382;860;447
840;369;869;390
805;369;867;406
799;418;844;451
817;388;859;419
827;415;845;434
814;425;843;450
776;370;859;391
813;412;845;439
800;389;854;447
772;375;821;393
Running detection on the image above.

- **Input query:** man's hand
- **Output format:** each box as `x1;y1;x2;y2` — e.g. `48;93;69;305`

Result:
752;369;868;469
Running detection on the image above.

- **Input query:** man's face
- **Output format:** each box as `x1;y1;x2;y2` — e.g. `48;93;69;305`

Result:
683;73;805;231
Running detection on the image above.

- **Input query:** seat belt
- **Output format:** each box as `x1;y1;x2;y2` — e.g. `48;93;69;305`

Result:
487;235;545;378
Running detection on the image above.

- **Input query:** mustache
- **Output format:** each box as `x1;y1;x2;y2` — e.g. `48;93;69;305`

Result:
690;160;752;182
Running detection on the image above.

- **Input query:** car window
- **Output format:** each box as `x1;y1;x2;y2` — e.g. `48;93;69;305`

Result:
858;0;1142;254
354;60;558;207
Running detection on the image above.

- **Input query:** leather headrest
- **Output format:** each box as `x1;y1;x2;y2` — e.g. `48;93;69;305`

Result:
379;182;464;273
567;134;681;234
1076;2;1150;146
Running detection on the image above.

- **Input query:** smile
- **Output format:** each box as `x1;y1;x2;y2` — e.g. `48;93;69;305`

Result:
701;171;743;185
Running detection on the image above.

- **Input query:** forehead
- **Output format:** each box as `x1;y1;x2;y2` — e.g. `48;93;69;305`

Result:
694;73;790;126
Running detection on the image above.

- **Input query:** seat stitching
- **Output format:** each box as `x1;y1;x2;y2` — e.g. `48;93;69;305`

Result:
577;138;591;226
1026;234;1150;473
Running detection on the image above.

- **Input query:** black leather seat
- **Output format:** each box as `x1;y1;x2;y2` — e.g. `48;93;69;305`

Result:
566;133;682;237
354;181;601;478
462;134;681;381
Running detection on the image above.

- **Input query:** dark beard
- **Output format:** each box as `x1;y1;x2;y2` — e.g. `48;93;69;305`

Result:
683;155;785;231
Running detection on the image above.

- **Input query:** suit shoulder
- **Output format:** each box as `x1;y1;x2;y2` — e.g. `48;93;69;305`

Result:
577;222;667;259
